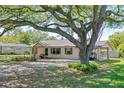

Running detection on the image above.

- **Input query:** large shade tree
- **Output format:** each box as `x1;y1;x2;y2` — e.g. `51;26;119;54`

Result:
0;5;124;64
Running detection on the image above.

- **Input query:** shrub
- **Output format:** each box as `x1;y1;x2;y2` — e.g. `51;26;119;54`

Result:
11;56;36;61
10;52;16;55
118;44;124;57
30;56;37;61
68;63;97;73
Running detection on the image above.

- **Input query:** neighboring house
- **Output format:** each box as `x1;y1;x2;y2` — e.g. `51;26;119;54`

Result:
0;43;31;54
32;39;119;60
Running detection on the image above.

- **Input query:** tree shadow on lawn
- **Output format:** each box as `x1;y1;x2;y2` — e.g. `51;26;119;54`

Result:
36;66;124;88
96;58;121;63
1;59;124;88
7;66;124;88
85;59;124;88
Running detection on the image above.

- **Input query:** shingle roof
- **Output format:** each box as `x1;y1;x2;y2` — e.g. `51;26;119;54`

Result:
95;41;109;48
38;39;108;47
39;39;75;47
0;42;30;47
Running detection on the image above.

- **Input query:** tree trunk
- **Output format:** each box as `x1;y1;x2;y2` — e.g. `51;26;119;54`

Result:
79;48;91;64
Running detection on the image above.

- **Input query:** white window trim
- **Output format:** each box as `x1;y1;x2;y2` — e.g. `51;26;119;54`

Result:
51;48;61;55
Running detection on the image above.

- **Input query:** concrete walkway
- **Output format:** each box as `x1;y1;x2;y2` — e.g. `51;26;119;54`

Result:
37;59;78;62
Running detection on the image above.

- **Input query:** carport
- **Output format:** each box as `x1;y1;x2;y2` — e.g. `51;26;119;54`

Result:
94;46;109;61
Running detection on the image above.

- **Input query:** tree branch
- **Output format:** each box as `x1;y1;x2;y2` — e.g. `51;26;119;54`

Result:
0;28;12;37
87;5;107;52
42;6;80;35
106;10;124;17
46;23;69;27
0;19;81;47
107;17;124;23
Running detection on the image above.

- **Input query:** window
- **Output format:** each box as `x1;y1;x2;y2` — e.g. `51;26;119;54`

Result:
65;48;72;55
51;48;61;55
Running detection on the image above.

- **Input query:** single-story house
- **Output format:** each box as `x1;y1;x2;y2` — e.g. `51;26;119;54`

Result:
0;42;31;54
32;39;119;60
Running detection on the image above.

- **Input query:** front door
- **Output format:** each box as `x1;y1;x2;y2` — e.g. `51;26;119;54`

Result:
45;48;48;56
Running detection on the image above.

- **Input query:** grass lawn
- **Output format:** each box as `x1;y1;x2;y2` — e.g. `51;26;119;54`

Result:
0;55;30;61
1;58;124;88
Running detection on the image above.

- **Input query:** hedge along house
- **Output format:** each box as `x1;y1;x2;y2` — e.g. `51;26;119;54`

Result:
0;42;32;55
32;39;119;60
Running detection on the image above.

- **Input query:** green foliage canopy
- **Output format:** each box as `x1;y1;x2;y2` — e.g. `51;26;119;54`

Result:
0;28;57;44
109;31;124;57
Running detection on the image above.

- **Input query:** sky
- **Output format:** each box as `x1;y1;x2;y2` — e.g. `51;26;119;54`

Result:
100;28;123;40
